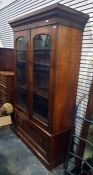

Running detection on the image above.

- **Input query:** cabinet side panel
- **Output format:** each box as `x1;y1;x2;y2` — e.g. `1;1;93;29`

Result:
0;48;14;71
7;75;14;105
53;26;83;133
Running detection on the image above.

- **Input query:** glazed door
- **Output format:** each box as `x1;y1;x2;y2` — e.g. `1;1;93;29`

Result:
14;30;30;115
30;25;57;128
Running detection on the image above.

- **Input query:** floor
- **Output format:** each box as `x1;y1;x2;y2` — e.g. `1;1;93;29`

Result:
0;127;64;175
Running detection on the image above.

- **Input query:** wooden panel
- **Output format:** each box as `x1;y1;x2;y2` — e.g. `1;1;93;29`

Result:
0;91;7;105
7;74;14;105
53;26;83;133
14;111;70;169
0;84;7;94
0;74;7;86
16;114;49;156
0;71;14;106
9;3;88;31
0;48;14;71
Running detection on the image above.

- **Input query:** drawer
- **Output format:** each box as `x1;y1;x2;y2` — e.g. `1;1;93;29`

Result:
16;115;49;155
0;75;7;86
0;92;7;106
0;84;7;94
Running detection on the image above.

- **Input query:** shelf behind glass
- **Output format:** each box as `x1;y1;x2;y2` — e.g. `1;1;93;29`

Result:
33;113;48;124
17;84;27;90
16;50;27;61
33;63;50;71
34;51;50;64
34;61;50;67
33;88;48;99
34;47;50;51
17;60;27;63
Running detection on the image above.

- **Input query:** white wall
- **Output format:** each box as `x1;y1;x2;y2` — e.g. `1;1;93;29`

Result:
0;0;16;9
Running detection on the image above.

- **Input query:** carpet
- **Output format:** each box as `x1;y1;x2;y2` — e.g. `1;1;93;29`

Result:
0;127;64;175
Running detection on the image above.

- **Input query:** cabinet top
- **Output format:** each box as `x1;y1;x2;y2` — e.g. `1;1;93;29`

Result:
9;3;89;31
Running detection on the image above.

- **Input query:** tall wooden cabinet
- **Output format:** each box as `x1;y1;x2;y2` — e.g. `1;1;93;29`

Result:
9;3;89;169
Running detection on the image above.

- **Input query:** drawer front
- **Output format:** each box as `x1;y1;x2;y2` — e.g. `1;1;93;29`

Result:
0;84;7;94
0;92;7;105
16;115;49;156
0;75;7;86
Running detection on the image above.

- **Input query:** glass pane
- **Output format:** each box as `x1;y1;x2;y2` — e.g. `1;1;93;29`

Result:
16;64;26;85
16;37;28;109
34;35;50;49
17;87;27;109
33;34;51;124
33;63;50;91
33;94;48;124
16;37;28;61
